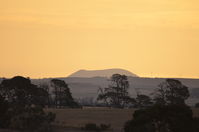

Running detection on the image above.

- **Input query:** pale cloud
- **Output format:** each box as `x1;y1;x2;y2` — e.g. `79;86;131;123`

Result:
1;0;199;30
0;8;199;30
0;10;199;29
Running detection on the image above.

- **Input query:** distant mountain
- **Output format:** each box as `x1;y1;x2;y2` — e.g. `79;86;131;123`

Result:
68;68;139;78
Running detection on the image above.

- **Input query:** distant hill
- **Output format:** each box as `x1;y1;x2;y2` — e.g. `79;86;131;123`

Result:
68;68;138;78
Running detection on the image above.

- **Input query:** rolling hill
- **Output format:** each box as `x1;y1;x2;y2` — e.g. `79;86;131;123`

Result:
68;68;138;78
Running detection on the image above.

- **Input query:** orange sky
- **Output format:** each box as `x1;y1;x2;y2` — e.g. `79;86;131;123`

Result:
0;0;199;78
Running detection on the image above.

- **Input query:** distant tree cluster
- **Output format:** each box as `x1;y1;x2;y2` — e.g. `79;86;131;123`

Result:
97;74;135;108
97;74;153;108
37;79;80;108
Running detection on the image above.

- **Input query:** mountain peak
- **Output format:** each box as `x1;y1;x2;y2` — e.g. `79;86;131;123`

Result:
68;68;139;78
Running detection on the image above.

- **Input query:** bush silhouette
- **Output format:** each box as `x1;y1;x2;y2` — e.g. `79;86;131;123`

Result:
124;79;199;132
82;123;111;131
0;76;56;131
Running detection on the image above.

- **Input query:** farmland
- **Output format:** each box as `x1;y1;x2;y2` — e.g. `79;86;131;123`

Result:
1;107;199;132
46;107;199;132
47;107;134;132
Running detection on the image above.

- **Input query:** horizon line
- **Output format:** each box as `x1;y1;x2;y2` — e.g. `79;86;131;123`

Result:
1;75;199;80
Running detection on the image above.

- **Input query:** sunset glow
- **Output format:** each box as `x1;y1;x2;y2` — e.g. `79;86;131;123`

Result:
0;0;199;78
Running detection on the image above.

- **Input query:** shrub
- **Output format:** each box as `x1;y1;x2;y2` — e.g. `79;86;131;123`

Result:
100;124;111;130
10;106;56;132
82;123;111;131
124;104;198;132
82;123;100;131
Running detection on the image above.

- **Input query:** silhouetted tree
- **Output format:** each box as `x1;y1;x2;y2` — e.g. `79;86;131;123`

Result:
32;87;49;107
38;83;52;107
51;79;79;108
0;76;48;107
0;76;55;131
154;79;189;105
124;104;196;132
124;79;199;132
97;74;135;108
0;76;32;106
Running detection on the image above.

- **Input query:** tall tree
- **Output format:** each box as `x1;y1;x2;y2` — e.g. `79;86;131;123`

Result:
97;74;135;108
39;83;52;107
51;79;78;108
0;76;55;131
0;76;48;107
154;79;189;105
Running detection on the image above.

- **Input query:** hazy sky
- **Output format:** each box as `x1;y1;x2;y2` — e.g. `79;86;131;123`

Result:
0;0;199;78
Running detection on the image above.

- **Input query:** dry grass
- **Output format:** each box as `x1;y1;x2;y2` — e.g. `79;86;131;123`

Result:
46;107;135;132
1;108;199;132
46;107;199;132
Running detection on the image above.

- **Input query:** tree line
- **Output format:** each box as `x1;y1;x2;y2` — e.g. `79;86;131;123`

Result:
97;74;153;108
0;74;199;132
97;74;199;132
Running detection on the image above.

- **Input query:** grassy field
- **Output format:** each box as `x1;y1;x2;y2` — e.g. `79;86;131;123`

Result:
46;107;135;132
47;107;199;132
2;108;199;132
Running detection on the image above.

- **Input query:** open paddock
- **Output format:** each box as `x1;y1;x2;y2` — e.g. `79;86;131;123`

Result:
46;107;199;132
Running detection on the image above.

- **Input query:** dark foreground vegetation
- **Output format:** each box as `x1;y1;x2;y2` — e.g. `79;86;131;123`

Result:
0;76;80;132
0;74;199;132
96;74;199;131
81;123;111;131
0;76;56;131
124;79;199;132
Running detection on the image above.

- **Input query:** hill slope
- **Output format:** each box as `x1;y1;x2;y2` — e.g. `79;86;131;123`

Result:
68;68;138;78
